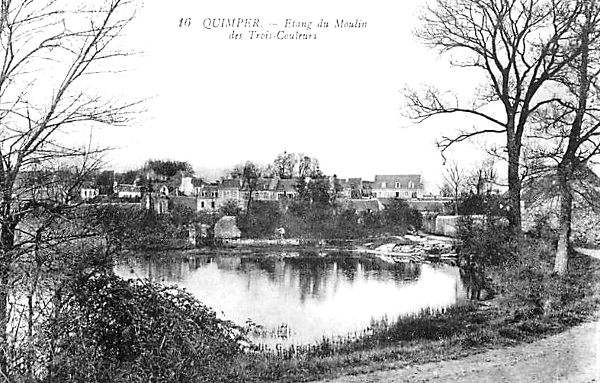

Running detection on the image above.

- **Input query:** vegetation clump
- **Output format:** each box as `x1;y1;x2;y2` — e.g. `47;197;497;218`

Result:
41;273;246;383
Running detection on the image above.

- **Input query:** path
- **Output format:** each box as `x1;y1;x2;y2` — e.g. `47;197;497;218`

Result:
312;248;600;383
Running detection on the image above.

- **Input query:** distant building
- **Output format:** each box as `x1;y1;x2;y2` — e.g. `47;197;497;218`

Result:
179;176;204;196
197;183;219;211
114;183;142;199
217;178;244;208
275;179;298;200
142;193;169;214
371;175;424;199
80;184;99;201
245;178;279;202
337;178;367;199
351;198;384;214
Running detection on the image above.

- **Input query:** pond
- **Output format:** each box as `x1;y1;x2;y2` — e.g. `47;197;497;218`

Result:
114;250;465;347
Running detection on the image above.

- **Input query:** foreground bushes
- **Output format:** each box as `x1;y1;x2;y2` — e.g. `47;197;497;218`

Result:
42;273;246;383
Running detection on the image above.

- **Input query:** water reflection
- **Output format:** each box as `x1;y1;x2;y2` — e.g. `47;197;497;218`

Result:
115;251;464;346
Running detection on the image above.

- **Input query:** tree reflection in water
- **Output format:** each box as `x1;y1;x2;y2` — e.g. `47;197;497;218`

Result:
115;250;463;346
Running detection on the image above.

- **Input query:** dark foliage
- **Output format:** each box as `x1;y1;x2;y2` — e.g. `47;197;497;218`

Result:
237;201;282;238
383;198;423;233
86;205;192;251
146;159;193;179
44;273;245;383
457;215;517;267
458;192;507;216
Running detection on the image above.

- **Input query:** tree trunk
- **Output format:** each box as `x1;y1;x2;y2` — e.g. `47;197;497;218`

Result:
0;265;8;378
0;219;16;376
555;179;573;275
507;143;522;235
554;4;590;275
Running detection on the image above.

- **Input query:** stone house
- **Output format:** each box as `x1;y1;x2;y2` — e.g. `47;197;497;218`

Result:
114;183;142;199
351;198;384;214
197;183;220;211
275;179;298;199
142;192;169;214
371;175;424;199
179;176;204;196
247;178;279;201
217;178;244;208
79;183;99;201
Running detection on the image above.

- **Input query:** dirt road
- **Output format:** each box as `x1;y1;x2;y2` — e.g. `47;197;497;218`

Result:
314;319;599;382
314;248;600;383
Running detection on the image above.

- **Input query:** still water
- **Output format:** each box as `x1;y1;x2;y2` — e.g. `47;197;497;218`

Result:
114;251;464;346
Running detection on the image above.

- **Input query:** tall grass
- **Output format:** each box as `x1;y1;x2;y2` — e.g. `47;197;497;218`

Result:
232;240;600;382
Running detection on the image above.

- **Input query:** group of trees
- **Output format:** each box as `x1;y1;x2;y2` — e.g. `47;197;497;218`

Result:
0;0;228;380
441;158;504;216
406;0;600;274
268;151;323;179
229;152;324;211
230;152;322;182
116;159;194;185
219;181;421;241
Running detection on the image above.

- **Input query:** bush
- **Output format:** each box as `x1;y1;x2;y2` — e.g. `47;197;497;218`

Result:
237;201;282;238
44;273;245;383
457;215;518;267
87;205;191;251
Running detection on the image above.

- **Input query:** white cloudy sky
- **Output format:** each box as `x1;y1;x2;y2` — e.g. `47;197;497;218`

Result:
92;0;492;191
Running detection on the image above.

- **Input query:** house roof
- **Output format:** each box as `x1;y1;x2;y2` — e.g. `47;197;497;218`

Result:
277;179;298;192
200;184;219;191
219;179;243;189
348;178;362;187
373;175;423;189
351;199;384;213
114;184;141;193
251;178;278;191
80;182;98;189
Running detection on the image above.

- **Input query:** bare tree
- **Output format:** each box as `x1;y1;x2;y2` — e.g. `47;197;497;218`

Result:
298;154;322;178
466;157;499;195
0;0;139;376
230;161;263;211
272;151;297;179
404;0;584;233
441;161;465;214
527;0;600;274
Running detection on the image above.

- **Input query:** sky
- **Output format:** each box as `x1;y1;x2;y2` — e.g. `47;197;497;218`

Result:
91;0;492;192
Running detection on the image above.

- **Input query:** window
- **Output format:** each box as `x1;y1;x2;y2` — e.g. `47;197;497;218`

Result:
412;192;417;198
381;182;386;189
395;192;400;198
395;182;400;188
405;191;409;197
211;201;215;209
408;181;414;188
200;201;205;208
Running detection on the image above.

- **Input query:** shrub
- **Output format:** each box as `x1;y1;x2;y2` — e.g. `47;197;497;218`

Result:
44;273;245;383
457;215;518;267
237;201;282;238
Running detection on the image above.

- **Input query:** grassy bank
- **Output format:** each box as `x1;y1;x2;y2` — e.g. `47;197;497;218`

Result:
229;240;600;382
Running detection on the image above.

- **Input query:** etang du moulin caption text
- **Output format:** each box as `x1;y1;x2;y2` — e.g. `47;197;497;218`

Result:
201;18;368;40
